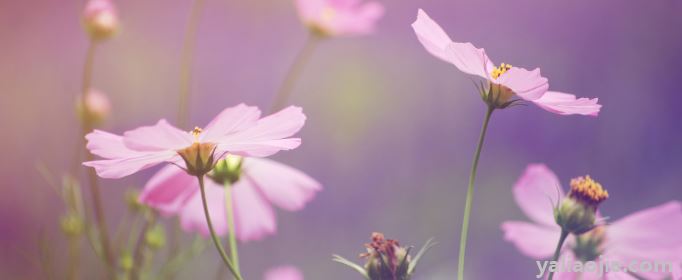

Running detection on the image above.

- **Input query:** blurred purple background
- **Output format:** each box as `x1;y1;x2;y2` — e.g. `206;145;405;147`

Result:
1;0;682;279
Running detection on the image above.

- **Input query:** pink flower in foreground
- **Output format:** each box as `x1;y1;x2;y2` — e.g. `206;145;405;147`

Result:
412;9;601;116
83;0;119;40
501;164;682;279
84;104;305;179
295;0;384;37
139;156;321;241
264;265;304;280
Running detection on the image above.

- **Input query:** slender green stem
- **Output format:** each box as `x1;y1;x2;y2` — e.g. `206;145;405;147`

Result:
224;181;241;277
547;230;569;280
177;0;207;129
269;33;321;113
66;235;81;280
197;176;244;280
130;213;156;280
457;106;494;280
80;39;115;280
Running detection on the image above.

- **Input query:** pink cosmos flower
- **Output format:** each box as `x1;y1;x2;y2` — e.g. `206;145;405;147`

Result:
83;104;305;179
138;156;321;241
264;265;304;280
412;9;601;116
501;164;682;279
295;0;384;37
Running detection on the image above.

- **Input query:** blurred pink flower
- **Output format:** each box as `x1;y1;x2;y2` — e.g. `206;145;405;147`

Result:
295;0;384;37
412;9;601;116
77;88;111;124
82;0;119;40
264;265;304;280
501;164;682;279
139;157;321;241
83;104;305;178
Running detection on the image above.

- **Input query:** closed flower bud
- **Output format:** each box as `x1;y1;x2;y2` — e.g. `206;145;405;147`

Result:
60;214;84;237
124;189;144;213
554;176;608;235
144;224;166;250
119;251;133;271
76;89;111;126
82;0;119;40
209;155;243;185
572;225;607;262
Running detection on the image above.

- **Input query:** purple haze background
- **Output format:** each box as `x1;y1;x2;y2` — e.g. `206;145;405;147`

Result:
1;0;681;279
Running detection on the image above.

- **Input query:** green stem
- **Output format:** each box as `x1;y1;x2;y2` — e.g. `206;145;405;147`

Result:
457;106;494;280
177;0;207;129
197;176;244;280
269;33;320;113
547;230;569;280
66;235;81;280
224;181;241;277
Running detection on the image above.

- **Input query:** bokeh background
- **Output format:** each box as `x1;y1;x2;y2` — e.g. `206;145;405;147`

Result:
2;0;682;279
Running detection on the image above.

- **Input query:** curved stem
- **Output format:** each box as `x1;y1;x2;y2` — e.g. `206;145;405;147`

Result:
80;39;115;280
177;0;207;129
269;33;320;113
224;181;241;277
547;230;569;280
130;213;157;280
457;106;494;280
197;176;244;280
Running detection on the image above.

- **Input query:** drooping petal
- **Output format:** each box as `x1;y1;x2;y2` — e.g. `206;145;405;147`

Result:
513;164;564;227
122;119;192;151
139;165;198;215
215;106;306;157
200;103;261;142
532;91;601;116
85;130;139;159
412;9;493;79
83;151;178;179
179;180;228;237
232;177;276;242
496;67;549;101
243;158;321;211
501;221;563;259
606;201;682;262
264;265;304;280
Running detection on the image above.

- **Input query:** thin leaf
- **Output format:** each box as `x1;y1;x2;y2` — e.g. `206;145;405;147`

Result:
332;255;369;279
408;238;437;274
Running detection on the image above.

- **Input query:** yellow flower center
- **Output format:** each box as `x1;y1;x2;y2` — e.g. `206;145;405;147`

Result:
491;63;512;79
191;127;203;142
570;175;609;204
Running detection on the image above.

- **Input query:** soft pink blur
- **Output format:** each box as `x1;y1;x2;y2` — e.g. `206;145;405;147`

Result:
264;265;304;280
295;0;384;36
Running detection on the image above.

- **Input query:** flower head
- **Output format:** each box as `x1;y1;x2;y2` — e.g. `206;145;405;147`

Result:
555;175;608;235
76;88;111;126
83;104;305;179
501;164;682;279
295;0;384;37
264;265;304;280
82;0;119;40
412;9;601;115
139;157;321;241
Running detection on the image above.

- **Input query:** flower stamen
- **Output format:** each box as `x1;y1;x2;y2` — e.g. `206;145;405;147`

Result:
191;127;203;142
491;63;512;79
569;175;609;206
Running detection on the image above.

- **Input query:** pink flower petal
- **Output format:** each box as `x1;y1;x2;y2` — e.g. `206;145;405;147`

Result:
501;221;563;259
264;265;304;280
122;119;192;152
179;180;228;237
216;106;306;157
496;67;549;101
607;201;682;262
296;0;383;36
513;164;564;227
201;103;261;142
243;158;321;211
83;151;178;179
85;130;139;159
412;9;493;79
139;165;198;215
532;91;602;116
233;177;277;242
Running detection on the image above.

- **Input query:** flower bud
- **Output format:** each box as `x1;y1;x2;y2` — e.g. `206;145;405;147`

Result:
60;214;84;237
82;0;119;40
362;233;411;280
119;251;133;271
145;224;166;250
554;176;608;235
76;89;111;126
125;189;144;213
209;155;243;185
572;225;606;262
